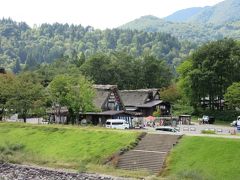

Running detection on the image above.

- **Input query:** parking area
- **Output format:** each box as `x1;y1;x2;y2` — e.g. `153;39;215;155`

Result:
144;123;238;136
177;123;236;135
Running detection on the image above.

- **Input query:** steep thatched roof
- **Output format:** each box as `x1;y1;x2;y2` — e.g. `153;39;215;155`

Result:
93;89;110;110
137;100;163;108
119;89;160;107
92;84;121;111
119;90;151;106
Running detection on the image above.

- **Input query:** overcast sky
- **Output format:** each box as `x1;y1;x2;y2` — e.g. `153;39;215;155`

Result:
0;0;223;29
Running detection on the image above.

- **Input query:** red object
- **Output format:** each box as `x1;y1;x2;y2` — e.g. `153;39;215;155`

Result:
146;116;156;121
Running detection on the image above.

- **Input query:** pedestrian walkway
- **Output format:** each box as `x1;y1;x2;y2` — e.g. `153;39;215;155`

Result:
117;134;181;174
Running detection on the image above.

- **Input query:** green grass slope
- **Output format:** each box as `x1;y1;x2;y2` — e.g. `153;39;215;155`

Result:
164;136;240;180
0;123;139;170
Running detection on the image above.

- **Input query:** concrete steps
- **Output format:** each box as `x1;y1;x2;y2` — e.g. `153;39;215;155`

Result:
117;134;181;173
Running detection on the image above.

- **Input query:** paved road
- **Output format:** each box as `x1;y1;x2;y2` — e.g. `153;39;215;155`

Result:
142;123;240;139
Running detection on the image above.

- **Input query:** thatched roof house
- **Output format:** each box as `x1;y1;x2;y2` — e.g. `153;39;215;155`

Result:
83;85;132;125
92;85;125;111
120;89;170;116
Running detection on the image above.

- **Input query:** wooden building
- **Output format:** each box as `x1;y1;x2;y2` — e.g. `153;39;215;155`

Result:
47;106;68;124
83;85;133;126
119;89;171;117
47;85;170;126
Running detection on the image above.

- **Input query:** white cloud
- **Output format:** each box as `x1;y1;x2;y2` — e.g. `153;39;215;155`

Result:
0;0;224;29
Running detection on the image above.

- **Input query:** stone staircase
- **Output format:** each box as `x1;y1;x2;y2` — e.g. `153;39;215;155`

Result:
117;134;181;173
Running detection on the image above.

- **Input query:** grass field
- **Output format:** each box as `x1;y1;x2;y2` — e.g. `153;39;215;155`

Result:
0;122;140;172
164;136;240;180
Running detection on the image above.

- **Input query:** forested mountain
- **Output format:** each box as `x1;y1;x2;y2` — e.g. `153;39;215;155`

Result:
0;18;193;72
164;7;204;22
120;15;240;43
165;0;240;25
120;0;240;43
188;0;240;24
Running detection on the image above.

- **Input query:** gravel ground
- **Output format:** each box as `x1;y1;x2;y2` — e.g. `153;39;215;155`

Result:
0;163;128;180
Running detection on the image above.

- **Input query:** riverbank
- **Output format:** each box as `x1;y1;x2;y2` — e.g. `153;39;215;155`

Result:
0;163;128;180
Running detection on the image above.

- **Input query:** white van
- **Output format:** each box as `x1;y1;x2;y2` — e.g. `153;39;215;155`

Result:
105;119;130;129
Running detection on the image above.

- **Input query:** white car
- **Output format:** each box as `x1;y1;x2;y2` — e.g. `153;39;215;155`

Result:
230;120;237;127
105;119;130;129
155;126;180;133
202;115;209;123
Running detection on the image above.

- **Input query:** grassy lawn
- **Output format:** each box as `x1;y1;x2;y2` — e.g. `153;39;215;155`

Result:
0;122;141;173
163;136;240;180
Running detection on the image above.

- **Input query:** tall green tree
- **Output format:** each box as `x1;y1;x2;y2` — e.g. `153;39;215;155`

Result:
7;73;45;122
80;52;172;89
140;55;172;88
187;39;240;110
0;72;15;120
48;75;95;124
224;82;240;109
80;53;112;84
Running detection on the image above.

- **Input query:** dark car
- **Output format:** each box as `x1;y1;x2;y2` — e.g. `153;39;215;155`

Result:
202;115;215;124
208;116;215;124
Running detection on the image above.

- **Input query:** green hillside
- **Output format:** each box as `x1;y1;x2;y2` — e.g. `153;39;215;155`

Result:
0;123;139;169
164;7;204;22
0;18;192;72
165;0;240;25
189;0;240;24
120;16;240;43
120;0;240;43
120;16;224;42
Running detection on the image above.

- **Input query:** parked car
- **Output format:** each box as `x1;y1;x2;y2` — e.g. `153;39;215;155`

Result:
155;126;180;133
201;115;215;124
202;115;209;123
230;120;237;127
105;119;129;129
230;116;240;127
208;116;215;124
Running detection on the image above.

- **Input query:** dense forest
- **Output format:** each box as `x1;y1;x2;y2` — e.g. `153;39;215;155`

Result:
165;0;240;25
1;38;240;121
175;39;240;119
120;15;240;43
120;0;240;43
0;14;240;121
35;52;172;89
0;18;194;72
